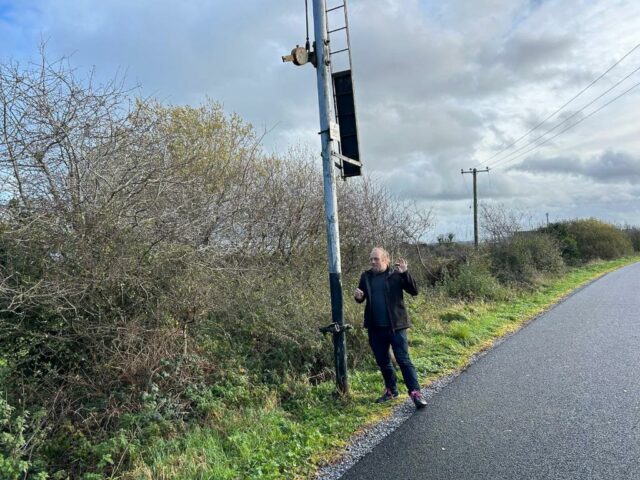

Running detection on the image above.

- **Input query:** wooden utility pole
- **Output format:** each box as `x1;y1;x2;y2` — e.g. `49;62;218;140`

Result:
461;167;490;248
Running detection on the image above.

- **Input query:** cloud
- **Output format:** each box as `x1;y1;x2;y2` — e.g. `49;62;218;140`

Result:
495;32;575;80
1;0;640;239
510;150;640;183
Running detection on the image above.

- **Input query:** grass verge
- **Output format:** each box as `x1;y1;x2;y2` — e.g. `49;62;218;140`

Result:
123;256;640;480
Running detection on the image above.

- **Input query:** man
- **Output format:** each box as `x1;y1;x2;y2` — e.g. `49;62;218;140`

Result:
354;247;427;408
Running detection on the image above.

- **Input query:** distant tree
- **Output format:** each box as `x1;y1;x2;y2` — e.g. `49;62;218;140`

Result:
480;203;532;243
622;224;640;252
539;222;580;264
437;233;456;244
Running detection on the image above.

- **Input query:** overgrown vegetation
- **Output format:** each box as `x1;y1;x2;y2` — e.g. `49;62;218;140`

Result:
1;52;639;479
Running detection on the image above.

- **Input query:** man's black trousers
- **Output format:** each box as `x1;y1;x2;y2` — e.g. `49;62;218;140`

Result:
367;326;420;393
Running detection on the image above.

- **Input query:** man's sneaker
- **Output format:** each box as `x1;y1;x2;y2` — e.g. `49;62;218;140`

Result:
376;388;399;403
410;390;427;409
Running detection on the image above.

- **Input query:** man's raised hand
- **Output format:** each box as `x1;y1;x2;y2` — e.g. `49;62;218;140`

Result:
395;258;408;273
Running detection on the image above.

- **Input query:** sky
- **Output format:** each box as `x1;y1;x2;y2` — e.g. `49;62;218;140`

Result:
1;0;639;241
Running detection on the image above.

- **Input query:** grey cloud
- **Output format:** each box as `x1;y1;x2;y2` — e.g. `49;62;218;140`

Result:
350;2;525;102
5;1;298;109
510;150;640;183
376;155;522;204
584;151;640;182
495;33;574;78
349;0;577;106
0;0;320;157
2;0;640;239
359;99;483;169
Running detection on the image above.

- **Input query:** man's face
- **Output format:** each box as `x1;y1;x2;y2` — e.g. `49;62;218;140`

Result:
370;249;389;273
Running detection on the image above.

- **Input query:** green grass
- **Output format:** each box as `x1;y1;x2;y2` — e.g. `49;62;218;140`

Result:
124;256;640;480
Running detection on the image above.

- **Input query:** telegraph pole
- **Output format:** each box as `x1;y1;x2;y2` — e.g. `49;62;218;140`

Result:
282;0;362;395
461;167;490;248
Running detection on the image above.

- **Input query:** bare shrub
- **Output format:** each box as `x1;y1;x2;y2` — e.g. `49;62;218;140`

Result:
0;50;436;476
0;51;265;474
338;179;434;274
480;203;533;243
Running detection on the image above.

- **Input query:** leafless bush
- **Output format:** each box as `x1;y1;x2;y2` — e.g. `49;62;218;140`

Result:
480;203;533;243
0;49;435;476
0;50;266;449
338;179;434;272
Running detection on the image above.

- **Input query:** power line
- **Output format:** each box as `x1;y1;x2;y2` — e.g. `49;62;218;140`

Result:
460;169;472;204
483;41;640;166
487;167;495;197
490;79;640;170
489;64;640;169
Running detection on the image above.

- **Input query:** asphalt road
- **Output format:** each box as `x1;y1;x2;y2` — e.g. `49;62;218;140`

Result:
340;262;640;480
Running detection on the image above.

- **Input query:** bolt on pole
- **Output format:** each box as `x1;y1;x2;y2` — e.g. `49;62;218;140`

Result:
461;167;490;248
313;0;348;394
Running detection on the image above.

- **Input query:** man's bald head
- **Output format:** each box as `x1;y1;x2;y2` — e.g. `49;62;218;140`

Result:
370;247;390;273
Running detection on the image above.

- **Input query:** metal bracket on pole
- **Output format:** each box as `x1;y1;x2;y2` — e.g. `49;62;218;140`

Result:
319;323;353;335
332;151;362;171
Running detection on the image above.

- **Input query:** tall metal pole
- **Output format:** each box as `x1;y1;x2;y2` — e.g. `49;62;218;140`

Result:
461;167;489;249
313;0;348;394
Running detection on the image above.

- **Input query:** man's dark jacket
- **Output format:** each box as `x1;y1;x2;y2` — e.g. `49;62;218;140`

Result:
356;268;419;331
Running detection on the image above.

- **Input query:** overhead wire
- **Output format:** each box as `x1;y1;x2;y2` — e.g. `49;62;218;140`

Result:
460;171;473;211
483;40;640;167
487;167;495;199
489;63;640;169
489;78;640;170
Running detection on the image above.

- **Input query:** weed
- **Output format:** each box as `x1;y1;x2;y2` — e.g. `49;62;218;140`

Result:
439;311;469;323
448;322;480;346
